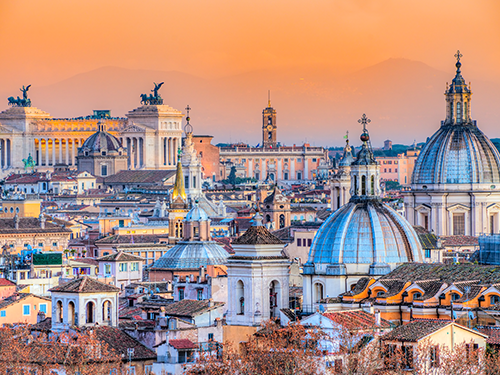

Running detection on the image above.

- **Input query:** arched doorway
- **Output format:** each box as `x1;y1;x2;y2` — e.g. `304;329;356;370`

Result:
86;301;95;324
56;301;63;323
102;300;112;324
236;280;245;315
68;301;76;326
314;282;324;303
269;280;281;318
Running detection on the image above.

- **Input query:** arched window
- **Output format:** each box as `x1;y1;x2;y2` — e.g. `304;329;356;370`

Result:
456;102;462;123
56;301;63;323
236;281;245;315
491;295;500;305
269;281;281;318
376;291;385;297
464;102;468;119
102;300;112;324
451;293;461;301
266;214;271;223
371;175;375;195
412;292;422;300
86;301;95;324
279;214;285;229
361;175;366;195
450;102;454;118
353;175;358;195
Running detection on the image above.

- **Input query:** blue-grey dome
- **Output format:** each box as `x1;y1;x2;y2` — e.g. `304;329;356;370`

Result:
185;204;209;222
304;199;424;276
151;241;228;269
412;124;500;185
339;141;355;167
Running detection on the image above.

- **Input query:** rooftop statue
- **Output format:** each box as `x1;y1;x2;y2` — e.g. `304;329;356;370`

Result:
7;85;32;107
22;153;35;172
140;82;164;105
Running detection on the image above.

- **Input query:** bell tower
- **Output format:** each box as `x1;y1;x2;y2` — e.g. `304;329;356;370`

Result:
262;91;277;148
444;50;472;126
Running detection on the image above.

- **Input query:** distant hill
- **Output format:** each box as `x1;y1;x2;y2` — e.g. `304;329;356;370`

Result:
1;59;499;146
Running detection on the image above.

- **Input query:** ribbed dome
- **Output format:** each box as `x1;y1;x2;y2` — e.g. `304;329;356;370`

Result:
151;241;228;269
304;199;423;276
412;124;500;185
82;127;122;152
185;204;209;222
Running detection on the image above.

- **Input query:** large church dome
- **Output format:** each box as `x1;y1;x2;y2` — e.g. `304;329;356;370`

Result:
304;199;424;276
412;124;500;185
412;55;500;186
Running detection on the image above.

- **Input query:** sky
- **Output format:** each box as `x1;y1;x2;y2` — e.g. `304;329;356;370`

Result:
0;0;499;145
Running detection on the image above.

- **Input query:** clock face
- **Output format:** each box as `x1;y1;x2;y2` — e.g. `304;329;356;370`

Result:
267;125;273;131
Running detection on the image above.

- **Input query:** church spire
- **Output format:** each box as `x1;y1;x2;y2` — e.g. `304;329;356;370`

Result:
172;148;187;202
445;50;472;126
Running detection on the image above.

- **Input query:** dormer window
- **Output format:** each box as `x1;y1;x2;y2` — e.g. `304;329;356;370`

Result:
102;151;107;156
84;151;89;156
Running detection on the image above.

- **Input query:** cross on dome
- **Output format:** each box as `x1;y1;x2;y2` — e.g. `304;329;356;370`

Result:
455;50;463;62
358;113;371;132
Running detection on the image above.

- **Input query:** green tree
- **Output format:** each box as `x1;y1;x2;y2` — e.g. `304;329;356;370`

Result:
228;166;237;186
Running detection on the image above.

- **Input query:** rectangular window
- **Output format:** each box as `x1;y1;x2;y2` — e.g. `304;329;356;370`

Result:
297;238;302;247
208;333;214;341
52;242;58;247
185;176;189;189
389;168;392;173
312;158;317;162
39;304;47;314
430;345;440;367
425;249;431;258
23;305;30;316
307;238;312;247
144;365;153;375
101;165;108;176
119;220;124;227
131;262;139;271
197;289;203;301
395;169;398;173
105;264;111;275
453;214;465;235
119;263;128;272
0;311;5;317
297;158;302;162
179;288;185;301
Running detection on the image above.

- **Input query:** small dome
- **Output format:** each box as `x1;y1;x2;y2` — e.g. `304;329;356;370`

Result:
151;241;229;269
82;123;123;152
338;141;354;167
304;199;424;276
185;204;209;222
412;124;500;185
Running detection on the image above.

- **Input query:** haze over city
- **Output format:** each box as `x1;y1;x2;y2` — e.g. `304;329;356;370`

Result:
1;0;499;145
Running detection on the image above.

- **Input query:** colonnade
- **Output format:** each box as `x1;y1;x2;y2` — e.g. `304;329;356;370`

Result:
0;139;11;169
121;137;144;169
161;137;178;166
34;138;85;167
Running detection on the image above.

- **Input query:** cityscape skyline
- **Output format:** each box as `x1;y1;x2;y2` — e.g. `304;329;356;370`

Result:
1;1;500;145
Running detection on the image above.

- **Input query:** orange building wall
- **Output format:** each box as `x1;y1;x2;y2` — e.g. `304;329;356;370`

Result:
0;295;51;325
193;135;220;180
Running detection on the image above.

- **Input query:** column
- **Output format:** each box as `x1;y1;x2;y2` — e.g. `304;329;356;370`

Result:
58;139;62;164
167;138;171;165
133;138;138;168
163;138;167;166
51;139;56;166
72;139;76;166
173;138;178;162
127;138;131;168
0;139;3;169
277;159;282;180
65;139;69;165
139;138;143;167
304;158;309;180
45;139;49;167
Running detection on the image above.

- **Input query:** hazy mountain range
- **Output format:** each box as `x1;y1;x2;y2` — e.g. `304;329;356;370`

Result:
1;58;499;147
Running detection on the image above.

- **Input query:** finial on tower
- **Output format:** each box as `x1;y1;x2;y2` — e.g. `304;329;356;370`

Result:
454;50;463;73
184;105;193;134
358;114;371;142
268;90;271;108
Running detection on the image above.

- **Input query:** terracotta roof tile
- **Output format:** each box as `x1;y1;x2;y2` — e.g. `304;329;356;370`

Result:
381;319;451;342
0;218;72;234
104;170;175;184
161;299;224;318
169;339;197;350
441;235;479;247
97;251;144;262
49;276;120;293
0;278;15;287
323;310;392;330
233;225;284;245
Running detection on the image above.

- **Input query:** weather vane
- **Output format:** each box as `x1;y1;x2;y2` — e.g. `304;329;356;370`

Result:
184;105;193;134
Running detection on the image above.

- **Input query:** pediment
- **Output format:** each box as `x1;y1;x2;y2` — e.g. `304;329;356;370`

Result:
0;123;19;134
121;123;153;133
446;203;470;212
415;204;431;212
487;203;500;212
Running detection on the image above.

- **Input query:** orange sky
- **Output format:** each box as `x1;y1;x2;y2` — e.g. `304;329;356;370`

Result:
0;0;499;145
1;0;499;84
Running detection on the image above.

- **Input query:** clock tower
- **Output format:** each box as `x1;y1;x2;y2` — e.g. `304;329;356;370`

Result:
262;93;277;148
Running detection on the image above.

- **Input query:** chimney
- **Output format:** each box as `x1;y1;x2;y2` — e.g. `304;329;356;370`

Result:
37;311;46;323
375;310;381;326
209;298;214;307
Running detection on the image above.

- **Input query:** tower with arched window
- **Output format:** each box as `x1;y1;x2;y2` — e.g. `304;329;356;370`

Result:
49;276;120;330
226;212;290;327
